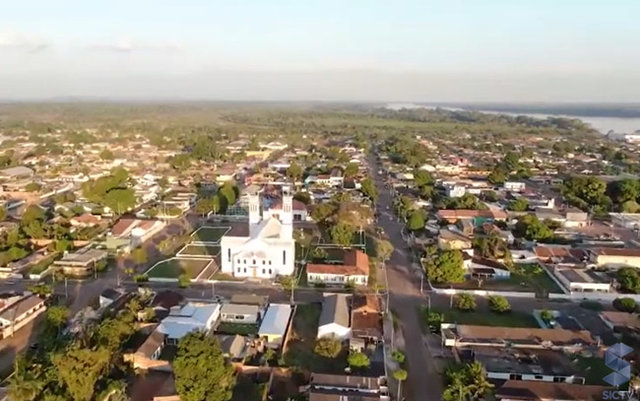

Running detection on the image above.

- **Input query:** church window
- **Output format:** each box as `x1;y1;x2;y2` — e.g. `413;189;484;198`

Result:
269;269;272;274
262;269;265;274
243;259;246;264
228;248;231;262
262;260;265;265
253;259;256;265
237;259;240;264
282;250;286;264
243;268;247;273
268;260;272;265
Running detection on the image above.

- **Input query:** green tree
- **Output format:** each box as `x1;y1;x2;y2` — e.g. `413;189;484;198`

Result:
196;198;212;216
481;190;498;202
455;293;476;311
487;167;507;185
22;205;46;225
514;215;554;241
488;295;510;313
103;188;136;214
376;239;394;262
540;309;554;322
25;182;42;192
607;179;640;204
472;233;509;260
285;163;303;181
99;149;114;160
347;352;370;369
130;247;147;268
45;305;70;331
508;198;529;212
407;210;425;231
344;163;359;178
314;337;342;358
360;178;378;201
330;221;355;246
393;369;408;401
311;203;336;224
425;250;465;284
218;182;237;206
178;274;191;288
173;332;235;401
617;268;640;293
426;311;444;332
53;347;111;401
414;169;434;187
613;297;637;313
391;350;406;364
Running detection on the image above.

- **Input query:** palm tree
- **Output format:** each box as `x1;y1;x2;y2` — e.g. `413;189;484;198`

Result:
466;362;494;400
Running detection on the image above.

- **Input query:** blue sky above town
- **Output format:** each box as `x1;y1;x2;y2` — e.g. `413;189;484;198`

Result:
1;0;639;101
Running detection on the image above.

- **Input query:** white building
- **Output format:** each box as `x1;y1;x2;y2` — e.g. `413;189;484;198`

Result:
317;294;351;340
157;302;221;344
503;181;526;192
220;187;296;279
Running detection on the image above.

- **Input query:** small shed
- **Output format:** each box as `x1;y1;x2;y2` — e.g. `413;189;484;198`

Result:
258;304;292;348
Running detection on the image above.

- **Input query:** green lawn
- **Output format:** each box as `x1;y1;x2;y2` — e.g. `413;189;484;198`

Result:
179;244;220;257
574;356;612;385
146;258;211;278
283;303;348;374
216;322;258;336
190;226;230;243
424;306;539;328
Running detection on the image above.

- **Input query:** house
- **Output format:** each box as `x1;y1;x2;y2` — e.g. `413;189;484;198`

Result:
258;303;292;347
220;187;295;279
149;290;185;319
460;346;586;384
308;373;389;401
230;294;269;310
69;213;102;227
220;304;260;324
535;246;589;267
0;166;34;181
107;218;166;253
99;288;124;308
350;294;383;350
0;294;46;338
445;184;467;198
589;248;640;269
441;324;597;351
553;267;612;293
307;249;369;287
504;181;526;192
436;209;507;225
599;311;640;332
465;257;511;281
53;248;108;277
495;380;610;401
157;302;221;344
124;326;168;370
437;229;473;250
214;334;247;361
317;294;351;340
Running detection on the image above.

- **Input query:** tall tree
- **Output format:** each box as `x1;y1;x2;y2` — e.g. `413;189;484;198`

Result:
330;221;355;246
360;178;378;201
53;347;110;401
425;250;465;284
173;333;235;401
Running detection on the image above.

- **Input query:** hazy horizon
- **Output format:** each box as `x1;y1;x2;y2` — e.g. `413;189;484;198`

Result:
2;0;640;102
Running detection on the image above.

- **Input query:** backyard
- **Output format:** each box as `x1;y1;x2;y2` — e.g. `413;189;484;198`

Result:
190;226;230;243
216;322;259;336
177;244;221;257
422;306;539;328
145;258;212;279
283;303;348;373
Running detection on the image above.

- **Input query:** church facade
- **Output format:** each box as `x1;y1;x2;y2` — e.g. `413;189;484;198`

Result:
220;187;296;279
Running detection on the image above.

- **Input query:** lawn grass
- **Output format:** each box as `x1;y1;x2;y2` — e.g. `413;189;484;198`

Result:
146;258;211;279
424;306;539;328
216;322;258;336
283;303;347;374
574;356;611;385
231;374;267;401
178;244;220;257
190;226;230;243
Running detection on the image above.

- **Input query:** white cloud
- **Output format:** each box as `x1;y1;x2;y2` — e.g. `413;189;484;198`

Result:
0;30;49;53
87;38;182;53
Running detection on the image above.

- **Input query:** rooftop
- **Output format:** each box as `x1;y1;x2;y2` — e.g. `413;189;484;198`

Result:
450;324;596;348
495;380;611;401
319;294;350;328
307;249;369;276
258;303;292;337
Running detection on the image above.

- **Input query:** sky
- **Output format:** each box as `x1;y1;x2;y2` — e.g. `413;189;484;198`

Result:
1;0;640;102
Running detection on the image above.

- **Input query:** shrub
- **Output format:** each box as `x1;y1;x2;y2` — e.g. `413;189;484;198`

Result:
347;352;370;369
133;274;148;283
178;274;190;288
613;297;637;313
540;309;554;322
454;293;476;311
391;350;406;364
314;337;341;358
426;311;444;332
488;295;511;313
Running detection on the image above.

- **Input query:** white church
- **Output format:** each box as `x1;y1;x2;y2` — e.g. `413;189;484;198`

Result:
220;187;296;279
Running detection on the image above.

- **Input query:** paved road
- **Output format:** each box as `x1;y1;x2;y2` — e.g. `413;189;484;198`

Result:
369;153;442;401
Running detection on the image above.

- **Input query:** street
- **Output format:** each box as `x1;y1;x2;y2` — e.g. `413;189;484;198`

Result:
368;153;443;401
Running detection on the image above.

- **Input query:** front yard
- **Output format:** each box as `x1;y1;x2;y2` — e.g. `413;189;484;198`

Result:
421;306;539;329
145;258;212;279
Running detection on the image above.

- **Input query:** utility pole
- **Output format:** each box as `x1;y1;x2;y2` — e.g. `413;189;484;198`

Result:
397;379;402;401
426;294;431;313
420;274;424;294
64;277;68;299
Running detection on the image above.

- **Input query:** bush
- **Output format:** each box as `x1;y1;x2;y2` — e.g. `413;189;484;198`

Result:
133;274;148;283
426;311;444;332
488;295;511;313
314;337;341;358
540;309;554;322
613;297;637;313
178;274;191;288
347;352;370;369
391;350;406;364
454;293;476;311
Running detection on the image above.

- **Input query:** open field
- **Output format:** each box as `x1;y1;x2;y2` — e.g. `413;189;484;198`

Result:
146;258;212;279
177;244;221;257
190;226;230;243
